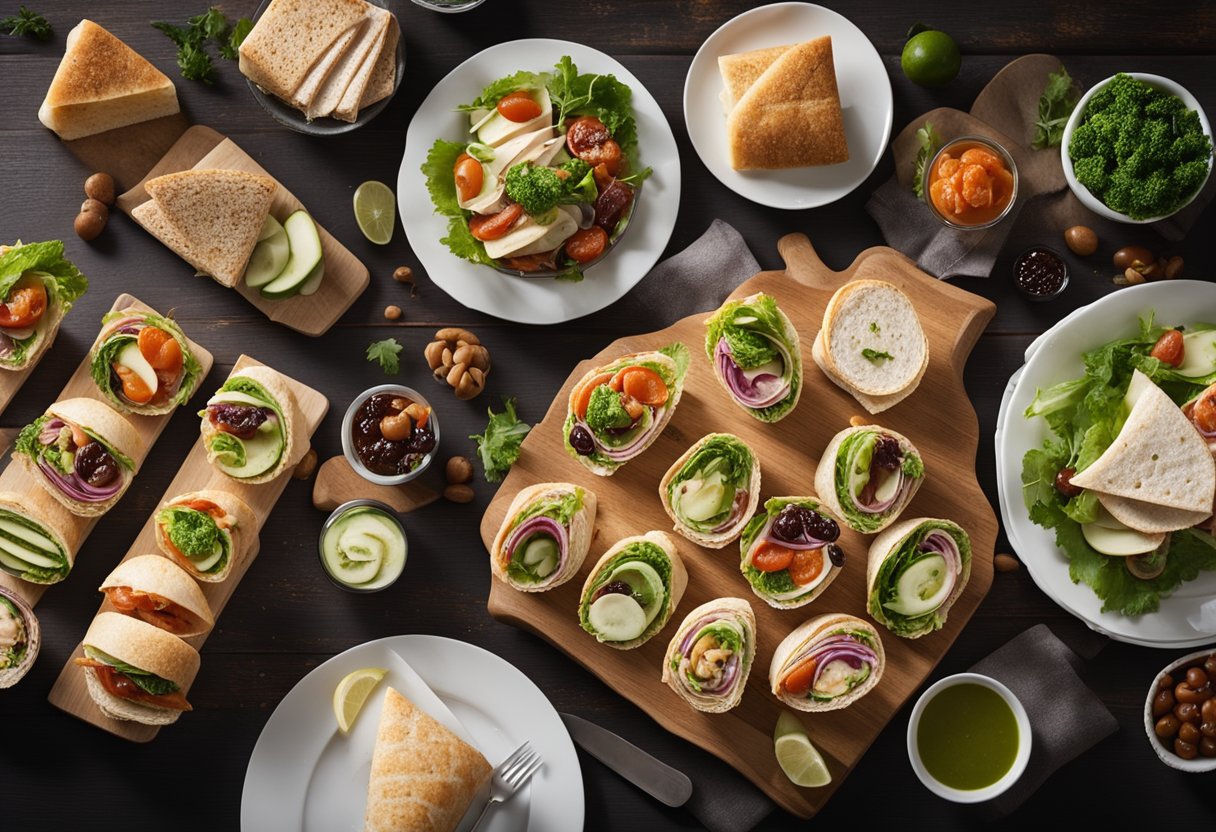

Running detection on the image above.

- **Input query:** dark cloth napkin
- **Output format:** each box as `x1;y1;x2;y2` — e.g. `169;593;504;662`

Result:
969;624;1118;818
867;54;1215;280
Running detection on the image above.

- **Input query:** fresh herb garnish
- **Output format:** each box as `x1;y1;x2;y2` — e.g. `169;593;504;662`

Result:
1;6;51;40
151;7;251;83
366;338;403;375
912;122;942;199
862;348;893;364
870;321;880;333
1031;65;1080;150
470;397;531;482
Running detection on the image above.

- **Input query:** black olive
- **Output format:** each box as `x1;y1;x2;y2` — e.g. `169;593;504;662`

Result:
569;425;595;456
592;580;632;602
74;441;119;487
827;543;845;568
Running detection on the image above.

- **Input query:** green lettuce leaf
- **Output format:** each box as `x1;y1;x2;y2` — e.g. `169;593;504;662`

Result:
0;240;88;307
422;139;466;216
512;487;584;528
83;646;179;696
209;433;246;468
547;55;641;165
457;70;548;112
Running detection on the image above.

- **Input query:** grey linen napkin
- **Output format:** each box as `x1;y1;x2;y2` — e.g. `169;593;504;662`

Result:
591;219;774;832
969;623;1118;818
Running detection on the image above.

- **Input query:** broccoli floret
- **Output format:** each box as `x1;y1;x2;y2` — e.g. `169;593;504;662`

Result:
559;158;591;181
584;385;632;432
1071;155;1109;192
504;163;566;216
165;508;219;558
1068;122;1099;158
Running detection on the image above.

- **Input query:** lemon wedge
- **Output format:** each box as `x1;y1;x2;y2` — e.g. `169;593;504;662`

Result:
774;711;831;787
353;180;396;245
333;667;387;734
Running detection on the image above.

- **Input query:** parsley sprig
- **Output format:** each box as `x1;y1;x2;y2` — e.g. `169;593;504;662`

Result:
152;7;251;84
366;338;403;375
1;6;51;40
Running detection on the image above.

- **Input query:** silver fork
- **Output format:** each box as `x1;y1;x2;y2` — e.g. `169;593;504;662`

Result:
470;741;543;830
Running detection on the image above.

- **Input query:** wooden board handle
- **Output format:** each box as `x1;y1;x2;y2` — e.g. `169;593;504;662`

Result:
776;233;835;289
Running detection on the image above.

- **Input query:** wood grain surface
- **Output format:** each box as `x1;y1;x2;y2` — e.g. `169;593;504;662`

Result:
481;234;997;817
46;355;328;741
2;2;1215;830
311;454;439;512
0;293;213;607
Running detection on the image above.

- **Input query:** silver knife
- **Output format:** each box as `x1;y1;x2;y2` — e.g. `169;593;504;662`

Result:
560;712;694;808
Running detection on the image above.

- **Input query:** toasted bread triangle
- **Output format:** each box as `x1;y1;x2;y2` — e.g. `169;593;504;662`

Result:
718;45;789;113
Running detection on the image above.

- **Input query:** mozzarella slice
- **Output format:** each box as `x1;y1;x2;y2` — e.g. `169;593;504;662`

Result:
484;205;579;260
476;87;553;146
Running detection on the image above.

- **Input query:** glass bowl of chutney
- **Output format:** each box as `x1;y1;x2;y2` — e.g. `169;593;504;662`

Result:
342;385;440;486
924;135;1019;231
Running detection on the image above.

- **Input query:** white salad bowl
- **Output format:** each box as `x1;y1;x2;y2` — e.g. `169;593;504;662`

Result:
1143;648;1216;773
1061;72;1212;224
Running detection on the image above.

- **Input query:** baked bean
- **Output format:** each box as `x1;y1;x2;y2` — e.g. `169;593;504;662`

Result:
1205;655;1216;675
1201;737;1216;758
1176;702;1202;724
1203;698;1216;723
1187;667;1209;688
1176;683;1210;705
1179;722;1201;745
1156;714;1182;739
1175;739;1199;760
1153;688;1177;717
1159;673;1175;691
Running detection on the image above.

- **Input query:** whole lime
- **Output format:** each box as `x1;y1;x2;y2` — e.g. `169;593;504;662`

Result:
901;29;961;87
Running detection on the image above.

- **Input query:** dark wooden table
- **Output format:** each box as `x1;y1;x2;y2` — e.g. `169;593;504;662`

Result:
3;2;1215;829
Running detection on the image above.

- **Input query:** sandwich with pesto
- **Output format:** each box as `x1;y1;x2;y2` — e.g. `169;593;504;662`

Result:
704;292;801;422
0;490;76;585
815;424;924;534
660;433;760;548
578;531;686;650
155;490;256;584
490;482;597;592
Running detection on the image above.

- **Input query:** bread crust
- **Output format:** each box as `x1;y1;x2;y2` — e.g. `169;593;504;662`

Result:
82;612;200;688
659;433;761;548
100;555;214;637
490;482;597;591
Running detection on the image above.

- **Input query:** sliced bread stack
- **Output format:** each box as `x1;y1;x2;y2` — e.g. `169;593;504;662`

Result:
812;279;929;414
238;0;399;123
38;20;179;141
133;169;275;287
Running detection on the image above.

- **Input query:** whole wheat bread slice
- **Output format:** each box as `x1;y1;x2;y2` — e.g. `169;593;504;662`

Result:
333;6;392;122
717;45;789;114
289;17;366;110
306;4;388;120
359;15;399;110
238;0;367;102
144;169;275;287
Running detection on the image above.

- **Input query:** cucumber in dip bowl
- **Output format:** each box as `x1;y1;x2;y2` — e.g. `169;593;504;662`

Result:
319;500;407;593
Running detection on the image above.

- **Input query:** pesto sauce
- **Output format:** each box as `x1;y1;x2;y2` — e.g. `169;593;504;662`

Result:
917;683;1018;790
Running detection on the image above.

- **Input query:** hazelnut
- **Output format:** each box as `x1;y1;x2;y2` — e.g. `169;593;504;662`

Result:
994;553;1020;572
426;328;490;400
1165;256;1184;280
84;172;115;205
443;483;475;504
1123;267;1147;285
74;210;106;241
1063;225;1097;256
384;305;402;321
848;415;868;428
293;448;318;480
445;455;474;484
393;266;413;283
1113;245;1154;271
81;198;109;219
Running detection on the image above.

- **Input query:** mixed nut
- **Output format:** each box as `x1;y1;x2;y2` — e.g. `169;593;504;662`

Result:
424;328;490;400
74;172;114;241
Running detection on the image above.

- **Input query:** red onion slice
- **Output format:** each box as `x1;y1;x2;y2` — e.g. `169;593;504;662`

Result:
714;339;790;409
503;515;568;585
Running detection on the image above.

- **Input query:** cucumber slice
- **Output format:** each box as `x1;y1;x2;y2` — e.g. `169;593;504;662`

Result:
587;593;648;642
191;539;225;573
260;211;321;299
0;547;34;574
244;217;290;288
256;214;283;242
606;561;664;624
297;256;324;297
0;536;59;569
883;554;950;616
673;471;730;523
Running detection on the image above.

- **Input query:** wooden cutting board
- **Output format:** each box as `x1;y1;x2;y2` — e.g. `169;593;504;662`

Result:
0;293;213;608
116;125;369;337
479;234;998;819
47;355;328;742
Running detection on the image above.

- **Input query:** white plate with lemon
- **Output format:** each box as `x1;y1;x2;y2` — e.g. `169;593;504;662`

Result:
240;635;583;831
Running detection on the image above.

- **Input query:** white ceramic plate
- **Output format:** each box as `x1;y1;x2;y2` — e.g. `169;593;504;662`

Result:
399;39;681;324
683;2;893;210
995;280;1216;648
241;635;583;831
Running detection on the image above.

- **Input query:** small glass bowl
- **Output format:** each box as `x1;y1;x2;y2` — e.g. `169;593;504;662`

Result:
318;499;407;593
410;0;487;11
923;135;1019;231
341;384;439;486
1013;245;1070;302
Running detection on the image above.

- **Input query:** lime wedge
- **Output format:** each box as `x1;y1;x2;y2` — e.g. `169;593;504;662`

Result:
774;712;831;787
353;180;396;245
333;667;387;734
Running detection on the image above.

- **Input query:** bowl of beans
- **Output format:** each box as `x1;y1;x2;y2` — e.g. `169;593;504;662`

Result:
1145;648;1216;771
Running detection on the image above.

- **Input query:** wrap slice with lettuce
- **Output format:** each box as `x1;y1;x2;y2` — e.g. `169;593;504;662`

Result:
867;518;971;639
769;613;885;712
155;490;256;584
704;293;802;422
14;397;141;517
815;424;925;534
89;307;203;415
661;597;756;713
0;489;76;585
491;482;597;592
578;530;687;650
0;240;87;371
563;343;689;476
100;555;214;638
199;365;305;484
0;586;39;689
660;433;760;548
740;496;845;610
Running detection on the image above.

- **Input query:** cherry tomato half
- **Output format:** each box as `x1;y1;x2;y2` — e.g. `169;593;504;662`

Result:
565;226;608;265
497;91;542;123
0;276;47;329
469;203;524;241
454;154;484;203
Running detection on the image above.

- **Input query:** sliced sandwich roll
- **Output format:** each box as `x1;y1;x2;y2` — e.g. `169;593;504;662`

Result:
867;518;971;639
155;490;256;584
100;555;214;638
0;586;39;689
660;433;760;548
661;597;756;714
74;612;199;725
0;490;75;585
704;293;802;422
0;240;87;371
563;343;689;477
740;497;844;609
199;365;304;484
491;482;597;592
815;425;925;534
578;531;687;650
14;397;141;517
89;308;203;415
770;613;884;712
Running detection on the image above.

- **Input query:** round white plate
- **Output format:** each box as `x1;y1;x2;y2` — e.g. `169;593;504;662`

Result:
995;280;1216;648
399;39;681;325
241;635;583;831
683;2;893;210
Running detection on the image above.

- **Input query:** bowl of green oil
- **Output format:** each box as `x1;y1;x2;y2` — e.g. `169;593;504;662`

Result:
907;673;1032;802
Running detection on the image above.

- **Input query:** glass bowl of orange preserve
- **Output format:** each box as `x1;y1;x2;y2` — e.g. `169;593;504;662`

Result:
925;136;1018;230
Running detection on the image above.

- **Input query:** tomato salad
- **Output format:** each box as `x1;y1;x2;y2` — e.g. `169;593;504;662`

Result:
423;56;651;281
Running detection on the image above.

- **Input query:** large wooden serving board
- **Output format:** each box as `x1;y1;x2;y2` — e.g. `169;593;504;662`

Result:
116;125;369;337
479;234;998;819
0;294;213;608
47;355;328;742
